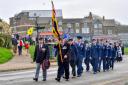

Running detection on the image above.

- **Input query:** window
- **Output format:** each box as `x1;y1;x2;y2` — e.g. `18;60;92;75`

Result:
58;21;62;25
94;30;98;35
108;30;112;35
76;29;80;33
70;28;74;33
94;29;103;35
82;28;89;33
67;23;72;28
99;24;102;28
29;17;36;21
75;23;79;27
84;23;88;27
94;24;98;28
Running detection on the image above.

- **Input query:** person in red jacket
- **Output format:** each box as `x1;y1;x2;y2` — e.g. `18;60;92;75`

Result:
24;41;30;55
18;38;24;56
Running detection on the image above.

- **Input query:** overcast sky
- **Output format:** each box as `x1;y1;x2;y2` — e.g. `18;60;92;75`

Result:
0;0;128;24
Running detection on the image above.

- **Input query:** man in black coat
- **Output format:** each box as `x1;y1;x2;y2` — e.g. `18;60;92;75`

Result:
55;38;70;82
33;38;50;82
68;38;78;78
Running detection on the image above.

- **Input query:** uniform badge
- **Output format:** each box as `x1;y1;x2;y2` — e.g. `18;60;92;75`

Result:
62;46;67;49
42;48;46;52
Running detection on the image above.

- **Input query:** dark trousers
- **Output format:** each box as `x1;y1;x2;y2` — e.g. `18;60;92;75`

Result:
76;58;83;76
91;58;98;73
106;57;110;70
110;58;115;69
18;46;22;56
97;57;101;72
101;57;107;71
57;61;69;80
70;60;76;76
84;58;90;71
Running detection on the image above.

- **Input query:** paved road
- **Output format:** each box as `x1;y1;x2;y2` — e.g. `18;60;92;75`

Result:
0;56;128;85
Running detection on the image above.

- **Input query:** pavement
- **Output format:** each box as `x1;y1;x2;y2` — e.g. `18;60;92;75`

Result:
0;50;57;72
0;55;128;85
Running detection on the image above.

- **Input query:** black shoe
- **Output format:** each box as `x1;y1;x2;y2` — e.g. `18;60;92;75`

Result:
65;79;69;81
86;70;89;72
55;78;60;82
93;72;97;74
63;76;65;79
33;78;38;82
42;79;46;81
77;75;81;77
72;76;76;78
103;70;106;72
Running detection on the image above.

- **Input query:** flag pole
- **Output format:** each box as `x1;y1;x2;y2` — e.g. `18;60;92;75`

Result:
51;0;63;62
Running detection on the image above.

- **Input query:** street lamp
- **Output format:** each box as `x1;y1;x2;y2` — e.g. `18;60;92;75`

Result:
34;13;39;44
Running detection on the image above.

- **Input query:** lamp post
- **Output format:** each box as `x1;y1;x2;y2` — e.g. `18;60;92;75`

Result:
34;13;39;44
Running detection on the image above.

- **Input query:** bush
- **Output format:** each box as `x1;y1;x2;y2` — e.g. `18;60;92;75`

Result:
0;37;5;47
0;34;12;48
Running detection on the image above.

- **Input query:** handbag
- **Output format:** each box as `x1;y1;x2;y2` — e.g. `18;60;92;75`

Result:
42;59;50;70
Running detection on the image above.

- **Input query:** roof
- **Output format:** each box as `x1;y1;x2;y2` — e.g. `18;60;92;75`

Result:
63;18;83;23
102;19;115;26
22;10;63;18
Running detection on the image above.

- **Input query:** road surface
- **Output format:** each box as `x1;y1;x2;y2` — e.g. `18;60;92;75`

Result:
0;56;128;85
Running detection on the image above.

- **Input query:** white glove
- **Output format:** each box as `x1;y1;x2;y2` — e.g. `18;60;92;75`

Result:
64;55;67;58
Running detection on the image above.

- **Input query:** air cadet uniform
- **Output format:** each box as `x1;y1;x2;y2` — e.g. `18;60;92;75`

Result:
106;43;110;71
84;43;91;72
110;45;116;70
96;42;101;72
75;36;85;77
100;43;108;72
106;44;112;70
90;41;99;74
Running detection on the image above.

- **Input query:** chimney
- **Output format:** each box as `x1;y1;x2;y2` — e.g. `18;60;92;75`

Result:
89;12;92;20
103;16;105;21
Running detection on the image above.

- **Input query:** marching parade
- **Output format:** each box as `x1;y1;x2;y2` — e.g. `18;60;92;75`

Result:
32;35;124;82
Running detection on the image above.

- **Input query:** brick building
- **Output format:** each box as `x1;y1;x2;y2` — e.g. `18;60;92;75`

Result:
10;10;128;42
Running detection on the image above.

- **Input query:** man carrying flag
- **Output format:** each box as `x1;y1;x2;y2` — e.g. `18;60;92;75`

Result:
51;1;70;82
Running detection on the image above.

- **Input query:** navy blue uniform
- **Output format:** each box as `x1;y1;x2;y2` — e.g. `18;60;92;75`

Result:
84;45;91;72
106;45;112;70
76;43;85;76
110;47;116;70
90;43;99;74
100;44;108;72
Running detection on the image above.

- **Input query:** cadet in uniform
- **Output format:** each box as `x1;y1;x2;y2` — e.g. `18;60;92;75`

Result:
105;41;110;71
84;42;91;72
110;43;116;70
75;36;85;77
90;39;99;74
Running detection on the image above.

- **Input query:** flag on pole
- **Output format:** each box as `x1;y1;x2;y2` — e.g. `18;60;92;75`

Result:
51;1;63;62
27;27;34;35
